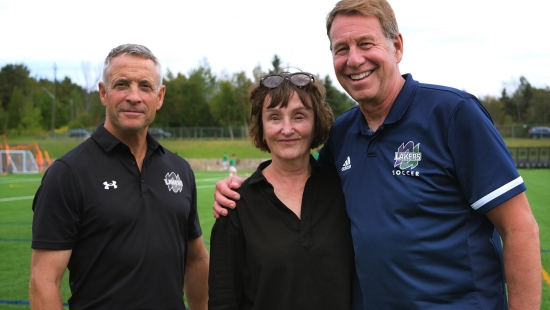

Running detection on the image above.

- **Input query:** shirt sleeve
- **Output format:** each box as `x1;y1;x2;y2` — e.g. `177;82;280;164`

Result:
318;132;336;169
187;169;202;240
208;210;243;310
32;160;81;249
447;97;525;214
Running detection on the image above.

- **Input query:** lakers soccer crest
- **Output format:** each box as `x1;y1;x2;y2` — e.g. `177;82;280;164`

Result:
394;141;422;169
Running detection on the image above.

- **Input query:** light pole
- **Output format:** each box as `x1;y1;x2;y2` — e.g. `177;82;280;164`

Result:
40;87;56;136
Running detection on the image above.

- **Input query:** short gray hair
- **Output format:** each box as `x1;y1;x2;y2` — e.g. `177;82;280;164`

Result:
102;44;163;89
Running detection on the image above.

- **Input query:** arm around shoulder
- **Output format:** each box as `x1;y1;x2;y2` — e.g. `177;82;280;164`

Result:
184;236;209;310
213;176;245;218
29;248;72;310
485;192;541;310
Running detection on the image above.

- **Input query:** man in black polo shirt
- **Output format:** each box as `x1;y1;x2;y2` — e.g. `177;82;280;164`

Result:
29;44;209;310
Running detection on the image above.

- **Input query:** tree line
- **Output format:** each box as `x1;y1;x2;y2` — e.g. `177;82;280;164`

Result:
0;55;548;138
481;76;550;126
0;55;356;138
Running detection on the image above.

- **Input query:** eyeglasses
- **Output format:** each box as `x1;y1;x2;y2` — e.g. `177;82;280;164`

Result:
260;72;315;89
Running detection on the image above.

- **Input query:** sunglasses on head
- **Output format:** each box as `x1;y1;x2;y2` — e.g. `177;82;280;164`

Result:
260;72;315;89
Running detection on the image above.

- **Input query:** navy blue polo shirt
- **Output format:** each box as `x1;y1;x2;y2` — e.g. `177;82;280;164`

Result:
32;124;202;310
319;74;524;309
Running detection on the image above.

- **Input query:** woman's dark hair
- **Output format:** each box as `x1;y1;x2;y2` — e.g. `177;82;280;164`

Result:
248;72;334;153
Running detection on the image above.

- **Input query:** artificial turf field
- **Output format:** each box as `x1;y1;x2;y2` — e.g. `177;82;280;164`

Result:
1;169;549;309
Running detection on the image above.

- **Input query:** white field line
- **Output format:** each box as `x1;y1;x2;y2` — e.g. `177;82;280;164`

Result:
0;189;216;203
0;196;34;203
195;177;225;183
0;178;42;184
0;178;216;203
196;185;215;189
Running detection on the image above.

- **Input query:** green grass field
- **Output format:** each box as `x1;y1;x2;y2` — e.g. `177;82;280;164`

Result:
1;169;549;308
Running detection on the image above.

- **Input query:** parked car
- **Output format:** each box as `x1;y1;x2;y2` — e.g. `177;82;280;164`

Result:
148;128;172;138
528;126;550;139
67;129;90;138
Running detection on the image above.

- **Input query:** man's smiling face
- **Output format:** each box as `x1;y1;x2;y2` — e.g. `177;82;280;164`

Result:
330;14;403;107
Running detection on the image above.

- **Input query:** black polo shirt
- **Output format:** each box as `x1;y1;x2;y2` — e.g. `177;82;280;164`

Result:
32;124;202;310
209;157;354;310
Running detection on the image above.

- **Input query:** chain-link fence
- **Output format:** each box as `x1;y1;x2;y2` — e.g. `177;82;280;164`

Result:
494;124;550;139
149;125;549;140
161;127;250;139
35;124;545;140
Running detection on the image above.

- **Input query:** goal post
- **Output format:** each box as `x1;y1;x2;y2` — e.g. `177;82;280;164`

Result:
0;135;48;174
0;150;40;174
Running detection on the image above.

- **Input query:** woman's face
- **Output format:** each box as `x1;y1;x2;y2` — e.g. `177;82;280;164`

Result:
262;92;315;163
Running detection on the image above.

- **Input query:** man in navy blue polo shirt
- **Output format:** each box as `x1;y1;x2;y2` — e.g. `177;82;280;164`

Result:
213;0;541;309
30;44;209;310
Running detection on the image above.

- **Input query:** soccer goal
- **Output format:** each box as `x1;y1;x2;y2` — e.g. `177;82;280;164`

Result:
0;135;50;174
0;150;40;174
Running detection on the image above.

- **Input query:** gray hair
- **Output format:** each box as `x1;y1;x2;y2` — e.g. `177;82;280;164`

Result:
102;44;163;89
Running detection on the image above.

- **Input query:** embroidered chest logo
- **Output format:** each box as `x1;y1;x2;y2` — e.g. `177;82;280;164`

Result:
164;172;183;193
393;141;422;177
103;181;118;189
394;141;422;169
341;156;352;171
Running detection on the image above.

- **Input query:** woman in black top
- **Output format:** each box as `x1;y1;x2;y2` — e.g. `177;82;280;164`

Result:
208;71;354;310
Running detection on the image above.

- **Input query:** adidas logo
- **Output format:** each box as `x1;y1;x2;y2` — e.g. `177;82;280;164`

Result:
341;156;351;171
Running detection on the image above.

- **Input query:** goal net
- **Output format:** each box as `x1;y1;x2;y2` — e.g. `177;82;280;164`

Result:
0;135;50;174
0;150;40;174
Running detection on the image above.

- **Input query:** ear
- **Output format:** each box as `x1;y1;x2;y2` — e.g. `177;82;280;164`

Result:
98;82;108;107
393;33;404;63
156;85;166;110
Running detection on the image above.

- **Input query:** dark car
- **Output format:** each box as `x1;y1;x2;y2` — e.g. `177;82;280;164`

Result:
528;126;550;139
67;129;90;138
148;128;172;138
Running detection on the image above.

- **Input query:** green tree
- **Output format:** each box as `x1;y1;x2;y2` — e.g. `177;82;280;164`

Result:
232;71;253;131
252;64;266;82
512;76;533;123
0;106;8;134
68;88;86;123
501;76;537;124
480;95;508;124
7;86;23;129
20;95;43;135
269;55;283;74
87;90;105;127
323;75;356;119
0;64;31;112
527;87;550;125
183;63;216;128
501;88;517;122
158;70;188;128
81;61;102;113
52;77;84;128
158;62;216;131
211;80;239;139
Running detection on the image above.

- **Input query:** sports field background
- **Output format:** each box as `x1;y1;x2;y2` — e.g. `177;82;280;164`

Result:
1;169;549;309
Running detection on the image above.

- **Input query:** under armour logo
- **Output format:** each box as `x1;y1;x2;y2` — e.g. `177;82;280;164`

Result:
103;181;118;189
